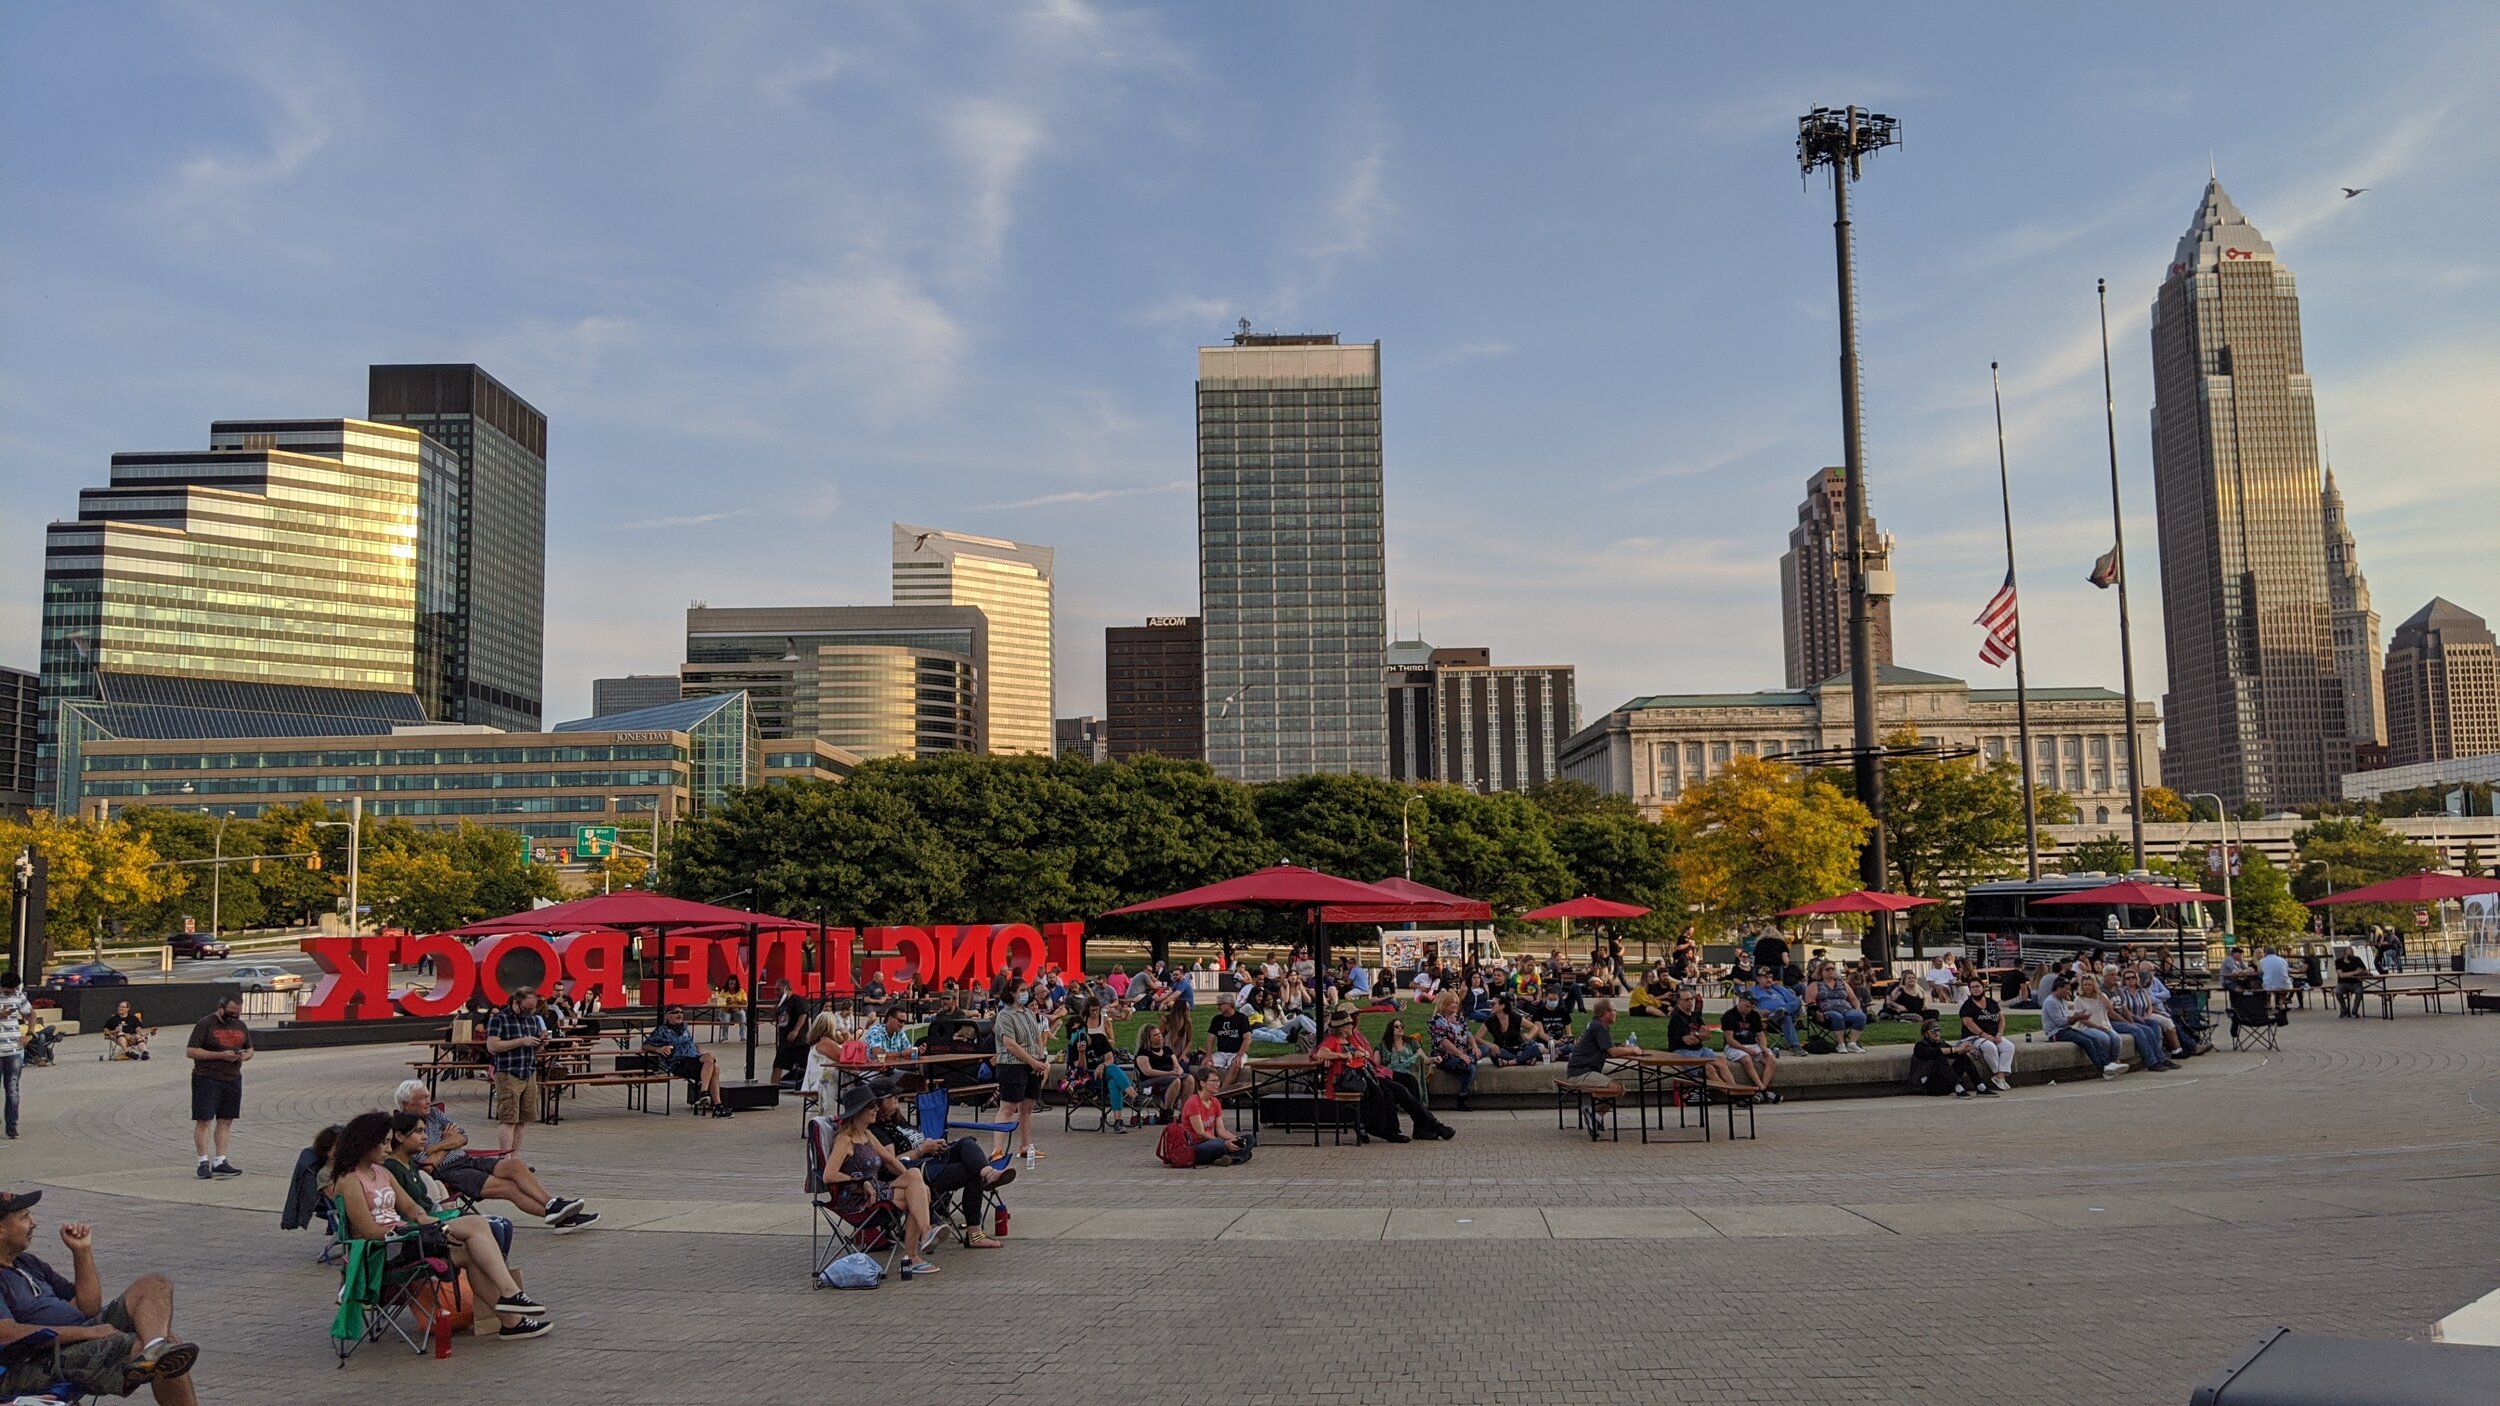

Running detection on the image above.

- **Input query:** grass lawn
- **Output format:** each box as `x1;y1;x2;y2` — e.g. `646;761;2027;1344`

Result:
1077;1003;2040;1055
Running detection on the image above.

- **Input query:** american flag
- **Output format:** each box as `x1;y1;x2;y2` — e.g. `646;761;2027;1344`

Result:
1975;571;2020;667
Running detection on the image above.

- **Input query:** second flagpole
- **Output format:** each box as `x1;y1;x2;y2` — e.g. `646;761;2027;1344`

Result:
1991;362;2040;882
2098;279;2149;869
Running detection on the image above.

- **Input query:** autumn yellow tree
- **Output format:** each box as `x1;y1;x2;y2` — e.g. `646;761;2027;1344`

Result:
0;811;180;956
1666;755;1872;935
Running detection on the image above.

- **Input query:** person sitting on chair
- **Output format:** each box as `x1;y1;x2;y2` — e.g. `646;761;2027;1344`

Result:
1749;968;1806;1052
1807;962;1870;1053
102;1001;150;1061
1316;1011;1453;1144
1877;972;1931;1023
2333;945;2369;1018
644;1006;729;1116
822;1085;940;1278
871;1080;1011;1249
392;1080;597;1232
1129;1026;1187;1126
328;1112;550;1338
0;1189;202;1403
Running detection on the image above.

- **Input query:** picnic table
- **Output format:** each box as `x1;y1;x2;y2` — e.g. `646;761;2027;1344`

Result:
1235;1054;1332;1141
2357;970;2489;1020
801;1052;993;1123
1604;1050;1753;1144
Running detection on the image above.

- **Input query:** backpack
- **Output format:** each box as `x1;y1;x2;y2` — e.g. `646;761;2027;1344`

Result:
1156;1119;1195;1169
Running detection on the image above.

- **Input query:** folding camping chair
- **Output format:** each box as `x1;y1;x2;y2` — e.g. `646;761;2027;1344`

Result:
2226;989;2285;1052
0;1327;99;1403
913;1086;1016;1236
330;1222;460;1366
804;1114;904;1284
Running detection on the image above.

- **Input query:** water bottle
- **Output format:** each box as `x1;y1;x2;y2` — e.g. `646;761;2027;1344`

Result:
1023;1144;1036;1172
1624;1032;1639;1050
993;1202;1010;1237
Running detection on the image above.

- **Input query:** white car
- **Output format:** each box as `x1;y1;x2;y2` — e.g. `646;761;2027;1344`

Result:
229;964;304;993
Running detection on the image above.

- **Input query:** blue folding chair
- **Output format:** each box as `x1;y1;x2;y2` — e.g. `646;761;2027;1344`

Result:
913;1087;1016;1233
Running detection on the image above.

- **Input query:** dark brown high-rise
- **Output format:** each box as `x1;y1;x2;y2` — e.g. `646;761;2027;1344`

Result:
2147;178;2346;811
1779;467;1893;689
1106;617;1204;761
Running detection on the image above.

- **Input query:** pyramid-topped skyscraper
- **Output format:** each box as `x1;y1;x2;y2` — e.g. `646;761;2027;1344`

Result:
2148;176;2348;811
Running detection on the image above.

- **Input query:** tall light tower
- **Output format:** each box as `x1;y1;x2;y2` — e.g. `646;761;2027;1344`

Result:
1799;105;1902;961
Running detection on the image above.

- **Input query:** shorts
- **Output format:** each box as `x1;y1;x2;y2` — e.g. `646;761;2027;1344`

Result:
437;1155;502;1200
996;1063;1035;1103
667;1055;707;1081
190;1075;242;1123
1210;1050;1241;1069
0;1293;137;1397
491;1072;540;1125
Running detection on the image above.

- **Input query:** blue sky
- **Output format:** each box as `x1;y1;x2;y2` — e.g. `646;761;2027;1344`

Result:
4;2;2494;727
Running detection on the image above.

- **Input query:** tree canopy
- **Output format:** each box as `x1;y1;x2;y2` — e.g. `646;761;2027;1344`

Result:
1668;755;1871;935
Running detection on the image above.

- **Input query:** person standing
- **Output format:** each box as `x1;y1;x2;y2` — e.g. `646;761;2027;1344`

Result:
0;972;32;1140
769;981;809;1087
184;992;251;1177
485;986;551;1153
989;976;1048;1164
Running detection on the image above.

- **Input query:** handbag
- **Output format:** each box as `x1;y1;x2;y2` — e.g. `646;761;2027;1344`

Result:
817;1252;885;1290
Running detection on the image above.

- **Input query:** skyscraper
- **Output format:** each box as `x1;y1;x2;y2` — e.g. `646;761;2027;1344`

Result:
1779;467;1893;689
591;675;683;718
2322;467;2386;755
1;665;38;815
1105;616;1204;762
2383;598;2500;768
892;523;1054;756
1198;332;1388;781
1383;645;1578;792
367;364;548;731
2148;177;2347;811
680;605;985;759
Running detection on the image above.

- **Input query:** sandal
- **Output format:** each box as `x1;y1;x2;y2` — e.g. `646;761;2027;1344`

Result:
963;1230;1004;1249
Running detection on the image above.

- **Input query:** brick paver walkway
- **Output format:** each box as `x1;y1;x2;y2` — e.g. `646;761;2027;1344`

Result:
6;1009;2494;1403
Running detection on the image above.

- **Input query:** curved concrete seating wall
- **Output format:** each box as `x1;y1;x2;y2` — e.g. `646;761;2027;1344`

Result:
1423;1035;2147;1105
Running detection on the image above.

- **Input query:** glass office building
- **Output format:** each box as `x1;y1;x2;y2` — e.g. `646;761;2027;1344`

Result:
891;523;1053;756
1197;334;1389;780
368;364;549;731
72;692;759;844
680;605;986;759
39;418;439;799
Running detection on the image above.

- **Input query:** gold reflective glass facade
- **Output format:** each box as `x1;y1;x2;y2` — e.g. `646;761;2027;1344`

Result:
892;523;1054;756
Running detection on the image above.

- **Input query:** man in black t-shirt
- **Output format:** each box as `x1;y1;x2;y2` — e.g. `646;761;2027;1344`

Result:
1204;993;1253;1090
2333;948;2369;1017
1956;991;2015;1090
184;995;251;1178
1751;932;1790;984
770;981;809;1085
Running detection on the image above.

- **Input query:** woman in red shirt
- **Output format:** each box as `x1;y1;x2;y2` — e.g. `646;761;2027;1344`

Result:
1177;1076;1253;1165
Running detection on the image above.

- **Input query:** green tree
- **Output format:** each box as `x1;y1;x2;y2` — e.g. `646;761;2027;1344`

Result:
664;776;971;923
1668;755;1872;935
360;846;479;935
0;812;178;955
117;807;274;935
2033;788;2080;826
2463;843;2488;879
2057;836;2141;877
1250;772;1407;881
2293;815;2437;930
2140;786;2194;823
2220;847;2308;944
1548;807;1680;946
1399;785;1573;917
1523;778;1640;821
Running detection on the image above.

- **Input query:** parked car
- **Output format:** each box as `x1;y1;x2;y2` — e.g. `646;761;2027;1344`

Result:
49;962;130;987
228;963;303;993
168;932;233;960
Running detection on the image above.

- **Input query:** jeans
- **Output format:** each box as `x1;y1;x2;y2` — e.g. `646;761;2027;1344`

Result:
1435;1055;1481;1097
2112;1021;2171;1069
2053;1026;2118;1066
1817;1008;1868;1034
1193;1133;1254;1165
1762;1009;1802;1049
1104;1064;1133;1113
0;1052;19;1135
915;1136;993;1226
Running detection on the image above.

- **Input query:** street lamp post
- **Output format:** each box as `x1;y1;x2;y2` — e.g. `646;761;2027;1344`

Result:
2186;792;2237;939
1798;103;1902;963
312;795;364;938
1400;794;1422;881
211;811;233;941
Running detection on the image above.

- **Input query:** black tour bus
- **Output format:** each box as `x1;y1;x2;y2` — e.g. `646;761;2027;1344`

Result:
1961;873;2215;972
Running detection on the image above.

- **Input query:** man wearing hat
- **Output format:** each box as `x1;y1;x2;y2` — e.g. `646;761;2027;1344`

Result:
0;1190;200;1403
1315;1011;1455;1144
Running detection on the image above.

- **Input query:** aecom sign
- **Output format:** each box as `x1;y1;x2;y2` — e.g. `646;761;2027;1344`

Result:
297;922;1086;1021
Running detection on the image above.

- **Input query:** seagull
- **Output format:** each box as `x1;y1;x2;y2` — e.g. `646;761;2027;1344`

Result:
911;531;935;552
2340;187;2368;199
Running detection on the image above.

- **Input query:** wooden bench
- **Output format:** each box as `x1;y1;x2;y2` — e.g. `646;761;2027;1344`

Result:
1554;1079;1624;1142
408;1060;490;1096
537;1071;675;1123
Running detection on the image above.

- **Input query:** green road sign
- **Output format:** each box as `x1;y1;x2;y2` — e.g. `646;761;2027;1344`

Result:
576;824;619;858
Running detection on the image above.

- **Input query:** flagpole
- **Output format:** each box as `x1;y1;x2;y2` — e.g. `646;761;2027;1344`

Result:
2099;278;2148;869
1991;363;2040;882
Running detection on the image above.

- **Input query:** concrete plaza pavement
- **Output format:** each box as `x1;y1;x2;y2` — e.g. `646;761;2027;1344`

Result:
4;1009;2495;1404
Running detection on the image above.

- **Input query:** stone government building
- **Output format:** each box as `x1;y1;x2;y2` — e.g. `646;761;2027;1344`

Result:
1559;665;2161;823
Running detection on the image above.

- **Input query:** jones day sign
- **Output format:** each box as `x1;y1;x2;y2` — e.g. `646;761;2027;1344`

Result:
297;922;1087;1021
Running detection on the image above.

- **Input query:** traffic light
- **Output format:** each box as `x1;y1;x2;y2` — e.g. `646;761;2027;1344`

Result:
306;854;322;871
250;858;262;874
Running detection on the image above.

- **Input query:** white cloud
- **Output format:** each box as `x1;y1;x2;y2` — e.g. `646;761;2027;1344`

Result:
948;99;1048;275
770;264;967;418
609;510;754;532
972;479;1187;511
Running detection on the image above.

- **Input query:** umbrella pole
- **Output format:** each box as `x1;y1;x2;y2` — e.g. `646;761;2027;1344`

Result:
744;922;760;1083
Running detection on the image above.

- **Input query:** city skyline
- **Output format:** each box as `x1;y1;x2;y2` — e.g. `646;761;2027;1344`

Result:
1;5;2493;730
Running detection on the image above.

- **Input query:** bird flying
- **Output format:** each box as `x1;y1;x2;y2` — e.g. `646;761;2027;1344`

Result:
2341;187;2368;198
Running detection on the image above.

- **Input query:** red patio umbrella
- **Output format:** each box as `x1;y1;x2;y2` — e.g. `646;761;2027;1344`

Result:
2033;881;2228;907
1317;876;1494;925
1102;864;1410;973
2302;872;2500;906
1519;896;1651;922
1774;890;1942;917
454;891;809;1086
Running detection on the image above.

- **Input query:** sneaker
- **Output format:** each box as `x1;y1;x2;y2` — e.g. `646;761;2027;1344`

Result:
541;1198;583;1226
1976;1085;1999;1096
497;1318;552;1340
195;1161;213;1179
210;1160;242;1177
2102;1062;2128;1077
493;1292;550;1317
1954;1087;1971;1098
1991;1074;2013;1091
549;1212;601;1234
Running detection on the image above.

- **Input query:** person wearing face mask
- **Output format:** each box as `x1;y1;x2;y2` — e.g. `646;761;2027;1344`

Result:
642;1006;728;1116
990;976;1048;1163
